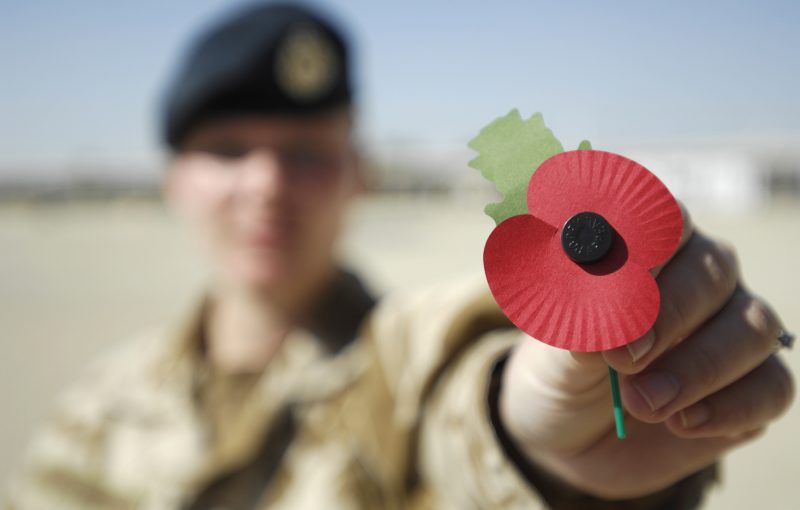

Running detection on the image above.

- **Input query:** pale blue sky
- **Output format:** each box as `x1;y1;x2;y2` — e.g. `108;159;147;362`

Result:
1;0;798;176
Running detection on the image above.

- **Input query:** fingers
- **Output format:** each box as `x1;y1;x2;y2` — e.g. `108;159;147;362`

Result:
604;230;740;373
620;287;785;423
601;202;693;368
666;355;795;438
553;419;755;499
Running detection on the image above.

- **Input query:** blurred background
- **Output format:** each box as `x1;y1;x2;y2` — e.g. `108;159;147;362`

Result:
1;1;798;508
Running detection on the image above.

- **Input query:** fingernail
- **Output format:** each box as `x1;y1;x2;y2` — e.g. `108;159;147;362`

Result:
626;330;656;364
680;402;711;429
632;370;680;412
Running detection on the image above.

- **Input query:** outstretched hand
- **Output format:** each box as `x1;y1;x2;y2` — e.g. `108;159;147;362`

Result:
498;204;795;499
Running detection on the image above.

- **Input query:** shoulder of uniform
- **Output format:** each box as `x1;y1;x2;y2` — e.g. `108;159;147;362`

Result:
367;275;500;334
49;324;184;429
7;325;195;508
361;275;513;422
78;325;175;387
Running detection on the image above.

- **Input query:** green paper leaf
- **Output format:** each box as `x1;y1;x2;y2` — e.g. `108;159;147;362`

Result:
578;139;592;150
468;110;564;224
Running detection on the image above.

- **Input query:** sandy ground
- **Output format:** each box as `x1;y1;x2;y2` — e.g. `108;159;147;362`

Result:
1;196;798;508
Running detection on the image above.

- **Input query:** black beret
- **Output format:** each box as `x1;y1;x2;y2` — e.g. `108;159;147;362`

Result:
161;2;353;150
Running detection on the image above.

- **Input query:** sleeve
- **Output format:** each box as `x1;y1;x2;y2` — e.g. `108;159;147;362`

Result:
4;406;138;510
417;329;548;509
365;278;548;508
420;331;717;510
4;393;142;510
368;278;718;510
416;328;719;510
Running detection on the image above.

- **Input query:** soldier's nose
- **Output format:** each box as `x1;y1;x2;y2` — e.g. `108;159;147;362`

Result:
237;149;289;202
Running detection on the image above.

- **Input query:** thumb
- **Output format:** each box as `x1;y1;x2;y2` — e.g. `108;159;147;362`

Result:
500;337;618;453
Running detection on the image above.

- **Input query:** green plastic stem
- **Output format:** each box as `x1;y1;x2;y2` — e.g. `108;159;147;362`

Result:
608;367;626;439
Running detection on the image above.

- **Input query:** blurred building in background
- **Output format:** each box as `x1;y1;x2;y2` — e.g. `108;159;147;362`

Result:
1;136;799;210
622;136;800;212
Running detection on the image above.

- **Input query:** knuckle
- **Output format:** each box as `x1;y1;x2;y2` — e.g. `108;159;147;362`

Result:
716;240;739;267
741;296;782;346
703;240;739;293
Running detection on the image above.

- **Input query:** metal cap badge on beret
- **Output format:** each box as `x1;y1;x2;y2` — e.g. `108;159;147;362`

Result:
161;2;352;150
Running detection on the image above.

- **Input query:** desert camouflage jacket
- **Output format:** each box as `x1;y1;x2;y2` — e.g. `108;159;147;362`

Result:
5;273;715;509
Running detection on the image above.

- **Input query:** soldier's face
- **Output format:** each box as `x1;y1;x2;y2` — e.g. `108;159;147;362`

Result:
166;111;360;299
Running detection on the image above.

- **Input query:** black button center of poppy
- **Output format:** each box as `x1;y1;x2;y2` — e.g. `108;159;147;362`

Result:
561;212;614;264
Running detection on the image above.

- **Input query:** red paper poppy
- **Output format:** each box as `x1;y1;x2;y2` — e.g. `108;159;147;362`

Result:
483;150;683;352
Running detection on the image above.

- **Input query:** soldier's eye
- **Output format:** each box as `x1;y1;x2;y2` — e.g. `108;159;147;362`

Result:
281;145;341;182
201;144;252;160
283;145;327;169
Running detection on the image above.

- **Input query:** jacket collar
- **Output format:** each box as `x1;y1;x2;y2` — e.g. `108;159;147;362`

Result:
154;269;377;389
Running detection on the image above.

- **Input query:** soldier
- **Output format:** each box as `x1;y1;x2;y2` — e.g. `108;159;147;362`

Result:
5;2;794;509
